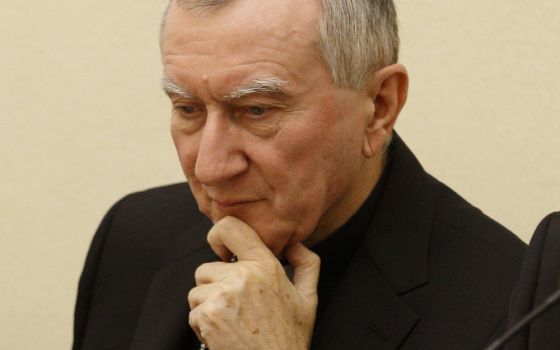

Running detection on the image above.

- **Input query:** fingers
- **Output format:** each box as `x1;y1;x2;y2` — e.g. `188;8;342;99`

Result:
188;285;231;345
194;261;233;284
188;306;203;343
188;283;215;310
285;243;321;300
188;282;229;345
207;216;275;263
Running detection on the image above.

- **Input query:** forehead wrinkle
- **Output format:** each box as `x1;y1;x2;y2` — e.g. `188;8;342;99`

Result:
161;74;195;99
225;75;290;100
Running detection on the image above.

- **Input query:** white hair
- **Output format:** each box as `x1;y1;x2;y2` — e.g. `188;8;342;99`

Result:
318;0;399;88
225;75;289;100
161;74;289;101
161;0;399;89
161;75;194;99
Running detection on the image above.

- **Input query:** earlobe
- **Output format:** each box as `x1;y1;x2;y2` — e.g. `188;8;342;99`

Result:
362;128;391;158
362;135;374;158
362;64;408;158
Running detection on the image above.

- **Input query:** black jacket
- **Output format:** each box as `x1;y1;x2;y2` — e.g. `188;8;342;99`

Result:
73;135;526;349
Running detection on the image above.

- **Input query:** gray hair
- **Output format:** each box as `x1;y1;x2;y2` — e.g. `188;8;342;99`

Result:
161;0;399;89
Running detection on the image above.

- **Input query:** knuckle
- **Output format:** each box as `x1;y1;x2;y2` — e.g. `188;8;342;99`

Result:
201;302;222;320
194;265;205;283
227;275;246;292
214;281;236;304
188;308;198;327
187;288;196;304
194;263;214;283
216;281;231;295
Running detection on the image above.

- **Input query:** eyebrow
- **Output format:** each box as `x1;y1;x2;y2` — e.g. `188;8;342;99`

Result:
161;75;195;99
225;75;290;100
160;74;290;101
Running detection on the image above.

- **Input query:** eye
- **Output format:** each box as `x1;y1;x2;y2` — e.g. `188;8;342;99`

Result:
242;105;277;121
174;104;203;118
247;106;268;116
180;105;197;114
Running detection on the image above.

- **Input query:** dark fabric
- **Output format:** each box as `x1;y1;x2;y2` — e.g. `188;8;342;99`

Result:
73;134;526;350
312;146;391;325
505;212;560;350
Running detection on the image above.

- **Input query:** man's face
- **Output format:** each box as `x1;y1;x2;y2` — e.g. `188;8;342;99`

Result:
162;0;374;255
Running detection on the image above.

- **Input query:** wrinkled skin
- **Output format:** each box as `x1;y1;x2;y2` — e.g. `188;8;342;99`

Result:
188;217;320;350
161;0;408;348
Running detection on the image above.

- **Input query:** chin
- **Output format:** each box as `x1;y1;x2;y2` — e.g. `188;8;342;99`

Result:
252;219;318;258
245;221;290;255
201;199;309;256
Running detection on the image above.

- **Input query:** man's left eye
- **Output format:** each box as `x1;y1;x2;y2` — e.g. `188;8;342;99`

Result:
247;106;268;117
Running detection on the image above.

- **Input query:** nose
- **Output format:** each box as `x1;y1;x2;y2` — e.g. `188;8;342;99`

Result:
194;113;249;186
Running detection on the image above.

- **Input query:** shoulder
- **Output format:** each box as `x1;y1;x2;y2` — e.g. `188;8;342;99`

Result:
423;175;526;321
429;175;526;265
111;182;203;227
111;182;199;226
93;182;207;267
74;183;207;349
399;175;527;348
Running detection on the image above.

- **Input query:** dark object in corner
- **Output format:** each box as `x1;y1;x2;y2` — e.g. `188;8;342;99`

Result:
497;212;560;350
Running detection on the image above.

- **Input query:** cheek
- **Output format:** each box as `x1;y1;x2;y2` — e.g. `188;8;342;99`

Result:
258;107;363;230
171;129;214;214
171;128;198;177
251;131;334;220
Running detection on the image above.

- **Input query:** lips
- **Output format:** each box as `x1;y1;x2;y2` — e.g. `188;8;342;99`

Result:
214;198;259;209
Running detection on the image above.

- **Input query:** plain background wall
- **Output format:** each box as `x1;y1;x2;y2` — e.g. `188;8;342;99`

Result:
1;0;558;348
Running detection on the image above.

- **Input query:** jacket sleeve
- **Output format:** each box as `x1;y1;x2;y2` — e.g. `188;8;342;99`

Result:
72;197;128;350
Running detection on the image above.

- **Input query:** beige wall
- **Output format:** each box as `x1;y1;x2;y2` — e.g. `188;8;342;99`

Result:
1;1;558;348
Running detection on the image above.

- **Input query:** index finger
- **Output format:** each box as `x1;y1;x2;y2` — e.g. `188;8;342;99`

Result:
207;216;275;262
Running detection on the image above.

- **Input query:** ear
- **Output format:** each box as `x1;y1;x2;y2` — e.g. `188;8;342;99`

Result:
362;64;408;158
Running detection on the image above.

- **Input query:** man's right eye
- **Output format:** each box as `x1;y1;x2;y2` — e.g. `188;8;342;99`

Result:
179;106;197;114
174;105;204;119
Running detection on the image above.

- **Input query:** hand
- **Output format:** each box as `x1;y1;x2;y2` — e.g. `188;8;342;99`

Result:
188;216;320;350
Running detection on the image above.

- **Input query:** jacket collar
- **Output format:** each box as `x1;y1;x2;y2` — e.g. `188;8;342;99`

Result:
365;133;433;294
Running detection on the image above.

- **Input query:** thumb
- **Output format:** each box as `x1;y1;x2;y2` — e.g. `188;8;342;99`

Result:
285;243;320;299
207;216;274;262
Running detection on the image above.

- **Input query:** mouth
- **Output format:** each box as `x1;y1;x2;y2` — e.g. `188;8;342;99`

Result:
214;199;260;210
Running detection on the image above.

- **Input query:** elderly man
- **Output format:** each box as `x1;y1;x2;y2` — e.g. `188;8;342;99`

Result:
73;0;526;349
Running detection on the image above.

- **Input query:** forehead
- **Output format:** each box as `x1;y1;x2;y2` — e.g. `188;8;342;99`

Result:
165;0;321;42
162;0;324;94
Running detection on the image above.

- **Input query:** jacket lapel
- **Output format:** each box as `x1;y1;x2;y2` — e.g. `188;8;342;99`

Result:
312;247;419;349
130;219;215;350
